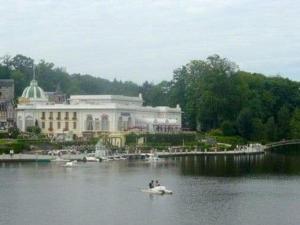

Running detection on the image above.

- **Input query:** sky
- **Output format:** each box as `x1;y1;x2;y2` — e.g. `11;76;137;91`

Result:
0;0;299;84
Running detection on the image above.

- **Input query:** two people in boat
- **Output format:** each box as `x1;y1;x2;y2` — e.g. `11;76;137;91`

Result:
149;180;160;189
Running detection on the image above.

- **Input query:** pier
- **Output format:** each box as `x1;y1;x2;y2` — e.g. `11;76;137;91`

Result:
0;148;265;163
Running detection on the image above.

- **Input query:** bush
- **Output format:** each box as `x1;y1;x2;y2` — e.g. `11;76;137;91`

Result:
221;121;237;136
125;132;197;146
8;127;20;138
26;126;41;135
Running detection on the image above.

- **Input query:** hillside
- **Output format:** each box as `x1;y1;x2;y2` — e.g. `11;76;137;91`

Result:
1;54;300;142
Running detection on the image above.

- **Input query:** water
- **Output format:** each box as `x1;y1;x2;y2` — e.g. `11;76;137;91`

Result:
1;152;300;225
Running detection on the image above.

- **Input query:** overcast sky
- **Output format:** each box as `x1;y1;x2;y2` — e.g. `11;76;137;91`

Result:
0;0;299;83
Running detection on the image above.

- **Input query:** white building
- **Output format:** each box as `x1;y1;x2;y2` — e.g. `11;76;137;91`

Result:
16;77;182;138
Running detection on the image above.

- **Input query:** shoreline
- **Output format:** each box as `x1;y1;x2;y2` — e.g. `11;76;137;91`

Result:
0;150;265;163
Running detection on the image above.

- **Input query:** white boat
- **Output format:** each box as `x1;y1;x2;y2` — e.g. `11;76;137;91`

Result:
63;161;76;167
100;156;113;161
83;156;100;162
145;153;162;162
113;154;127;160
51;157;69;162
142;186;173;195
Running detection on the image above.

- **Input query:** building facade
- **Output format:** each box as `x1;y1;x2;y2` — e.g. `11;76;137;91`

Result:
0;79;15;130
17;78;182;138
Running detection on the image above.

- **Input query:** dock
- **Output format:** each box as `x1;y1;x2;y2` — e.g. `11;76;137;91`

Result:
0;149;265;163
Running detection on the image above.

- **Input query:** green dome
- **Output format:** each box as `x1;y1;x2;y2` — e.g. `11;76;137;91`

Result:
21;80;47;101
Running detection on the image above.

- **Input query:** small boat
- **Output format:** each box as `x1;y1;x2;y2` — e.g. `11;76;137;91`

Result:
63;161;76;167
145;153;162;162
83;156;100;162
51;157;69;162
100;156;113;161
142;186;173;195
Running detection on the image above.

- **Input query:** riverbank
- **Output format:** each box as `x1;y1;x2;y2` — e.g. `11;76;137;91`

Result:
0;148;265;163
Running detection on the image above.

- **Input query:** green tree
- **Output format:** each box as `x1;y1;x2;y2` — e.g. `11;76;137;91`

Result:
221;120;236;136
265;117;277;141
236;109;254;139
290;108;300;139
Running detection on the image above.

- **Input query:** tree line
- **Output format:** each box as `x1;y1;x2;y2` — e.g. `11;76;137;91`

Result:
1;54;300;142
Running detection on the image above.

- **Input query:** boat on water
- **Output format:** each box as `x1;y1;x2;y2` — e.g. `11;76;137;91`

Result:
142;186;173;195
145;153;162;162
63;161;77;167
113;154;127;160
83;156;100;162
51;157;69;162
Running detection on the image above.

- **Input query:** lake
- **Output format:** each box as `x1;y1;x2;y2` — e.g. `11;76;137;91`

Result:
1;151;300;225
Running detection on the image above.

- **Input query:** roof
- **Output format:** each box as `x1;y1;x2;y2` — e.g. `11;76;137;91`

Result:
21;80;47;101
70;95;142;102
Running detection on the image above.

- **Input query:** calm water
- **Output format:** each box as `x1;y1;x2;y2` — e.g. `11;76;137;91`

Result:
1;151;300;225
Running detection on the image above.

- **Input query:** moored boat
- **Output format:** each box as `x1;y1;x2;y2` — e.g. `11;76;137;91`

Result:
83;156;100;162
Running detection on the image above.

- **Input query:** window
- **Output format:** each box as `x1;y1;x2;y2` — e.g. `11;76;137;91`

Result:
25;116;34;129
86;115;93;131
64;121;69;131
57;121;61;129
49;121;53;131
17;116;23;130
57;112;61;120
101;115;109;131
73;112;77;120
42;121;45;129
73;122;76;129
95;119;100;130
118;116;123;131
41;112;45;120
65;112;69;120
49;112;53;120
127;117;132;130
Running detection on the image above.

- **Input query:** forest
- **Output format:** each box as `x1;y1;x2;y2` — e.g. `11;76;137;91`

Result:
0;54;300;142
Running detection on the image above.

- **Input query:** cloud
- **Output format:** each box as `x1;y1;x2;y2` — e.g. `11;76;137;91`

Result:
0;0;299;83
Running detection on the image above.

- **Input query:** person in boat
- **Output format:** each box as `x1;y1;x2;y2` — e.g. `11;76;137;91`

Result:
149;180;154;189
155;180;160;186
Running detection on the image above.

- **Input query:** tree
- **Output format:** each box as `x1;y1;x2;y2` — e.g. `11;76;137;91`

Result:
277;105;290;139
236;109;254;139
265;117;277;141
290;108;300;139
8;127;20;138
221;120;236;136
251;118;265;141
26;126;41;135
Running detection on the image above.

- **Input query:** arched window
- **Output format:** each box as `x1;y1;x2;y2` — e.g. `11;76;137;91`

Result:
95;118;100;130
101;115;109;131
17;116;23;130
86;115;93;131
25;115;34;129
118;116;123;131
127;117;132;130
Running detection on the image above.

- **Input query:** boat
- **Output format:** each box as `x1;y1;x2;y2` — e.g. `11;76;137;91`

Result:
83;156;100;162
63;161;77;167
142;186;173;195
113;154;127;160
145;153;162;162
51;157;69;162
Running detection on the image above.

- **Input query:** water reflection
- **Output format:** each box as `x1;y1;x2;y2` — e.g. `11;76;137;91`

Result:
179;152;300;176
1;150;300;225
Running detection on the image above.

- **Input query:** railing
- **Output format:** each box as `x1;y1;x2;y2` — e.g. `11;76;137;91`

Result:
265;139;300;150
